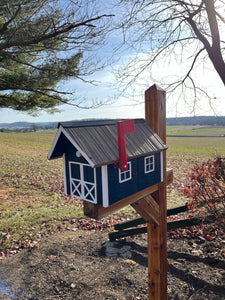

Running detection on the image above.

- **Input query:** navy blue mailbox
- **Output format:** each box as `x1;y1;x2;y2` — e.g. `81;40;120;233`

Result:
47;119;167;207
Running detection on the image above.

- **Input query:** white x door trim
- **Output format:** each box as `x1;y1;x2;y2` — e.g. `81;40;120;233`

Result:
69;161;97;204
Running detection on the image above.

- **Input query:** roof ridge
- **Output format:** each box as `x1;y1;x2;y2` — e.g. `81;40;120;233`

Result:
58;119;145;128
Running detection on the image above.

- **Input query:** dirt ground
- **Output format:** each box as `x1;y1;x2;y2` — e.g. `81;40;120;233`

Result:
0;229;225;300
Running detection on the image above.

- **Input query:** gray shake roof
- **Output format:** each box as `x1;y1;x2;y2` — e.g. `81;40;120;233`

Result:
48;119;167;167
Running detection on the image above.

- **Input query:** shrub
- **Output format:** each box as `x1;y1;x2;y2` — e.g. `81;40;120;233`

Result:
183;157;225;229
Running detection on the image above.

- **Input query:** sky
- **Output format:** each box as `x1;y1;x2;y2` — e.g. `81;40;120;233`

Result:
0;0;224;124
1;54;224;124
1;57;223;124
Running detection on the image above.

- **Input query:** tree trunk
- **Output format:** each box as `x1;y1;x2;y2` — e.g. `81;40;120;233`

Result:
203;0;225;85
207;48;225;85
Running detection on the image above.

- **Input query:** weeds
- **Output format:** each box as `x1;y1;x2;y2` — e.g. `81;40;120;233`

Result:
183;157;225;229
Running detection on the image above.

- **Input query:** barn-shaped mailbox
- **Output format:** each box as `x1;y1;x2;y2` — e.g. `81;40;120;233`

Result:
48;119;167;207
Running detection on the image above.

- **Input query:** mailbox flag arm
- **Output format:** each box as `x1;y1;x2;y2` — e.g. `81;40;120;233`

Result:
116;119;135;172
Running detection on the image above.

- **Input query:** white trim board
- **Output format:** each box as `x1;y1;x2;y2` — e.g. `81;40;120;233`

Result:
101;165;109;207
63;153;68;194
160;151;163;182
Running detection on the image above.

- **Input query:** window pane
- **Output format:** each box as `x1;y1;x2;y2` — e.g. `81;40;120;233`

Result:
83;165;94;182
70;162;80;179
119;162;132;183
145;156;154;173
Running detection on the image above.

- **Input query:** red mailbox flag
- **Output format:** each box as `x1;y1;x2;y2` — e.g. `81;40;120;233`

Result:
117;119;135;172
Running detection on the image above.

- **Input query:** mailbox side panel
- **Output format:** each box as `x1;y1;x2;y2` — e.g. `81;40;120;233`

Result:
137;151;161;190
107;158;138;205
107;152;162;206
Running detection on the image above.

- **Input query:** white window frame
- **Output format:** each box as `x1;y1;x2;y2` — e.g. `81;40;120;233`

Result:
119;161;132;183
145;155;155;174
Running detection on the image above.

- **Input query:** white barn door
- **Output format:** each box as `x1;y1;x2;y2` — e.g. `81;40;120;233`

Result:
69;162;97;203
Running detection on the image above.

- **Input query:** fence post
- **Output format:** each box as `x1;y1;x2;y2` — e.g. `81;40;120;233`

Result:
145;84;167;299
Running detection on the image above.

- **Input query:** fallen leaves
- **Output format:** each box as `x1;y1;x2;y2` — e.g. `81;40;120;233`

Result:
48;255;58;261
168;222;225;258
70;217;116;232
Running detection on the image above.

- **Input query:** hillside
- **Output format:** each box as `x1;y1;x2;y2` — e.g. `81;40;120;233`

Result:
0;116;225;129
166;116;225;126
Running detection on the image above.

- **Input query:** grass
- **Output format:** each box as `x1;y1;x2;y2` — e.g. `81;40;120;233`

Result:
166;125;225;136
167;137;225;155
0;128;225;254
0;131;83;252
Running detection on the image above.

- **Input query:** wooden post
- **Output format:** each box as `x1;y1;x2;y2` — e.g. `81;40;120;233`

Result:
145;84;167;299
147;221;160;299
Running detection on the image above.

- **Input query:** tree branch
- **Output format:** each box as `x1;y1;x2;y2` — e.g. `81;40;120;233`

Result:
0;14;114;51
181;47;205;83
0;4;21;34
186;14;211;51
215;10;225;24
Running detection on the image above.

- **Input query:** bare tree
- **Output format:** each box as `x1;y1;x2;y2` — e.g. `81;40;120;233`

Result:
0;0;113;114
114;0;225;108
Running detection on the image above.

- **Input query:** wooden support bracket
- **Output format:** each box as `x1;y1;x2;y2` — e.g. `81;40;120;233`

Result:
131;195;160;225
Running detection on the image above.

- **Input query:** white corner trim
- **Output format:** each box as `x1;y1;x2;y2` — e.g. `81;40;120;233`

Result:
160;151;163;182
63;153;67;194
101;165;109;207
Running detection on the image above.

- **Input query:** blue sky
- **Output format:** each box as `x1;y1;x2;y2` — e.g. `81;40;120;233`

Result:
0;1;224;124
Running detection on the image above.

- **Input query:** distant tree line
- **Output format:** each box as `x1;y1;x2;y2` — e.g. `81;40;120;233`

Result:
1;116;224;133
167;116;225;126
0;123;57;132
